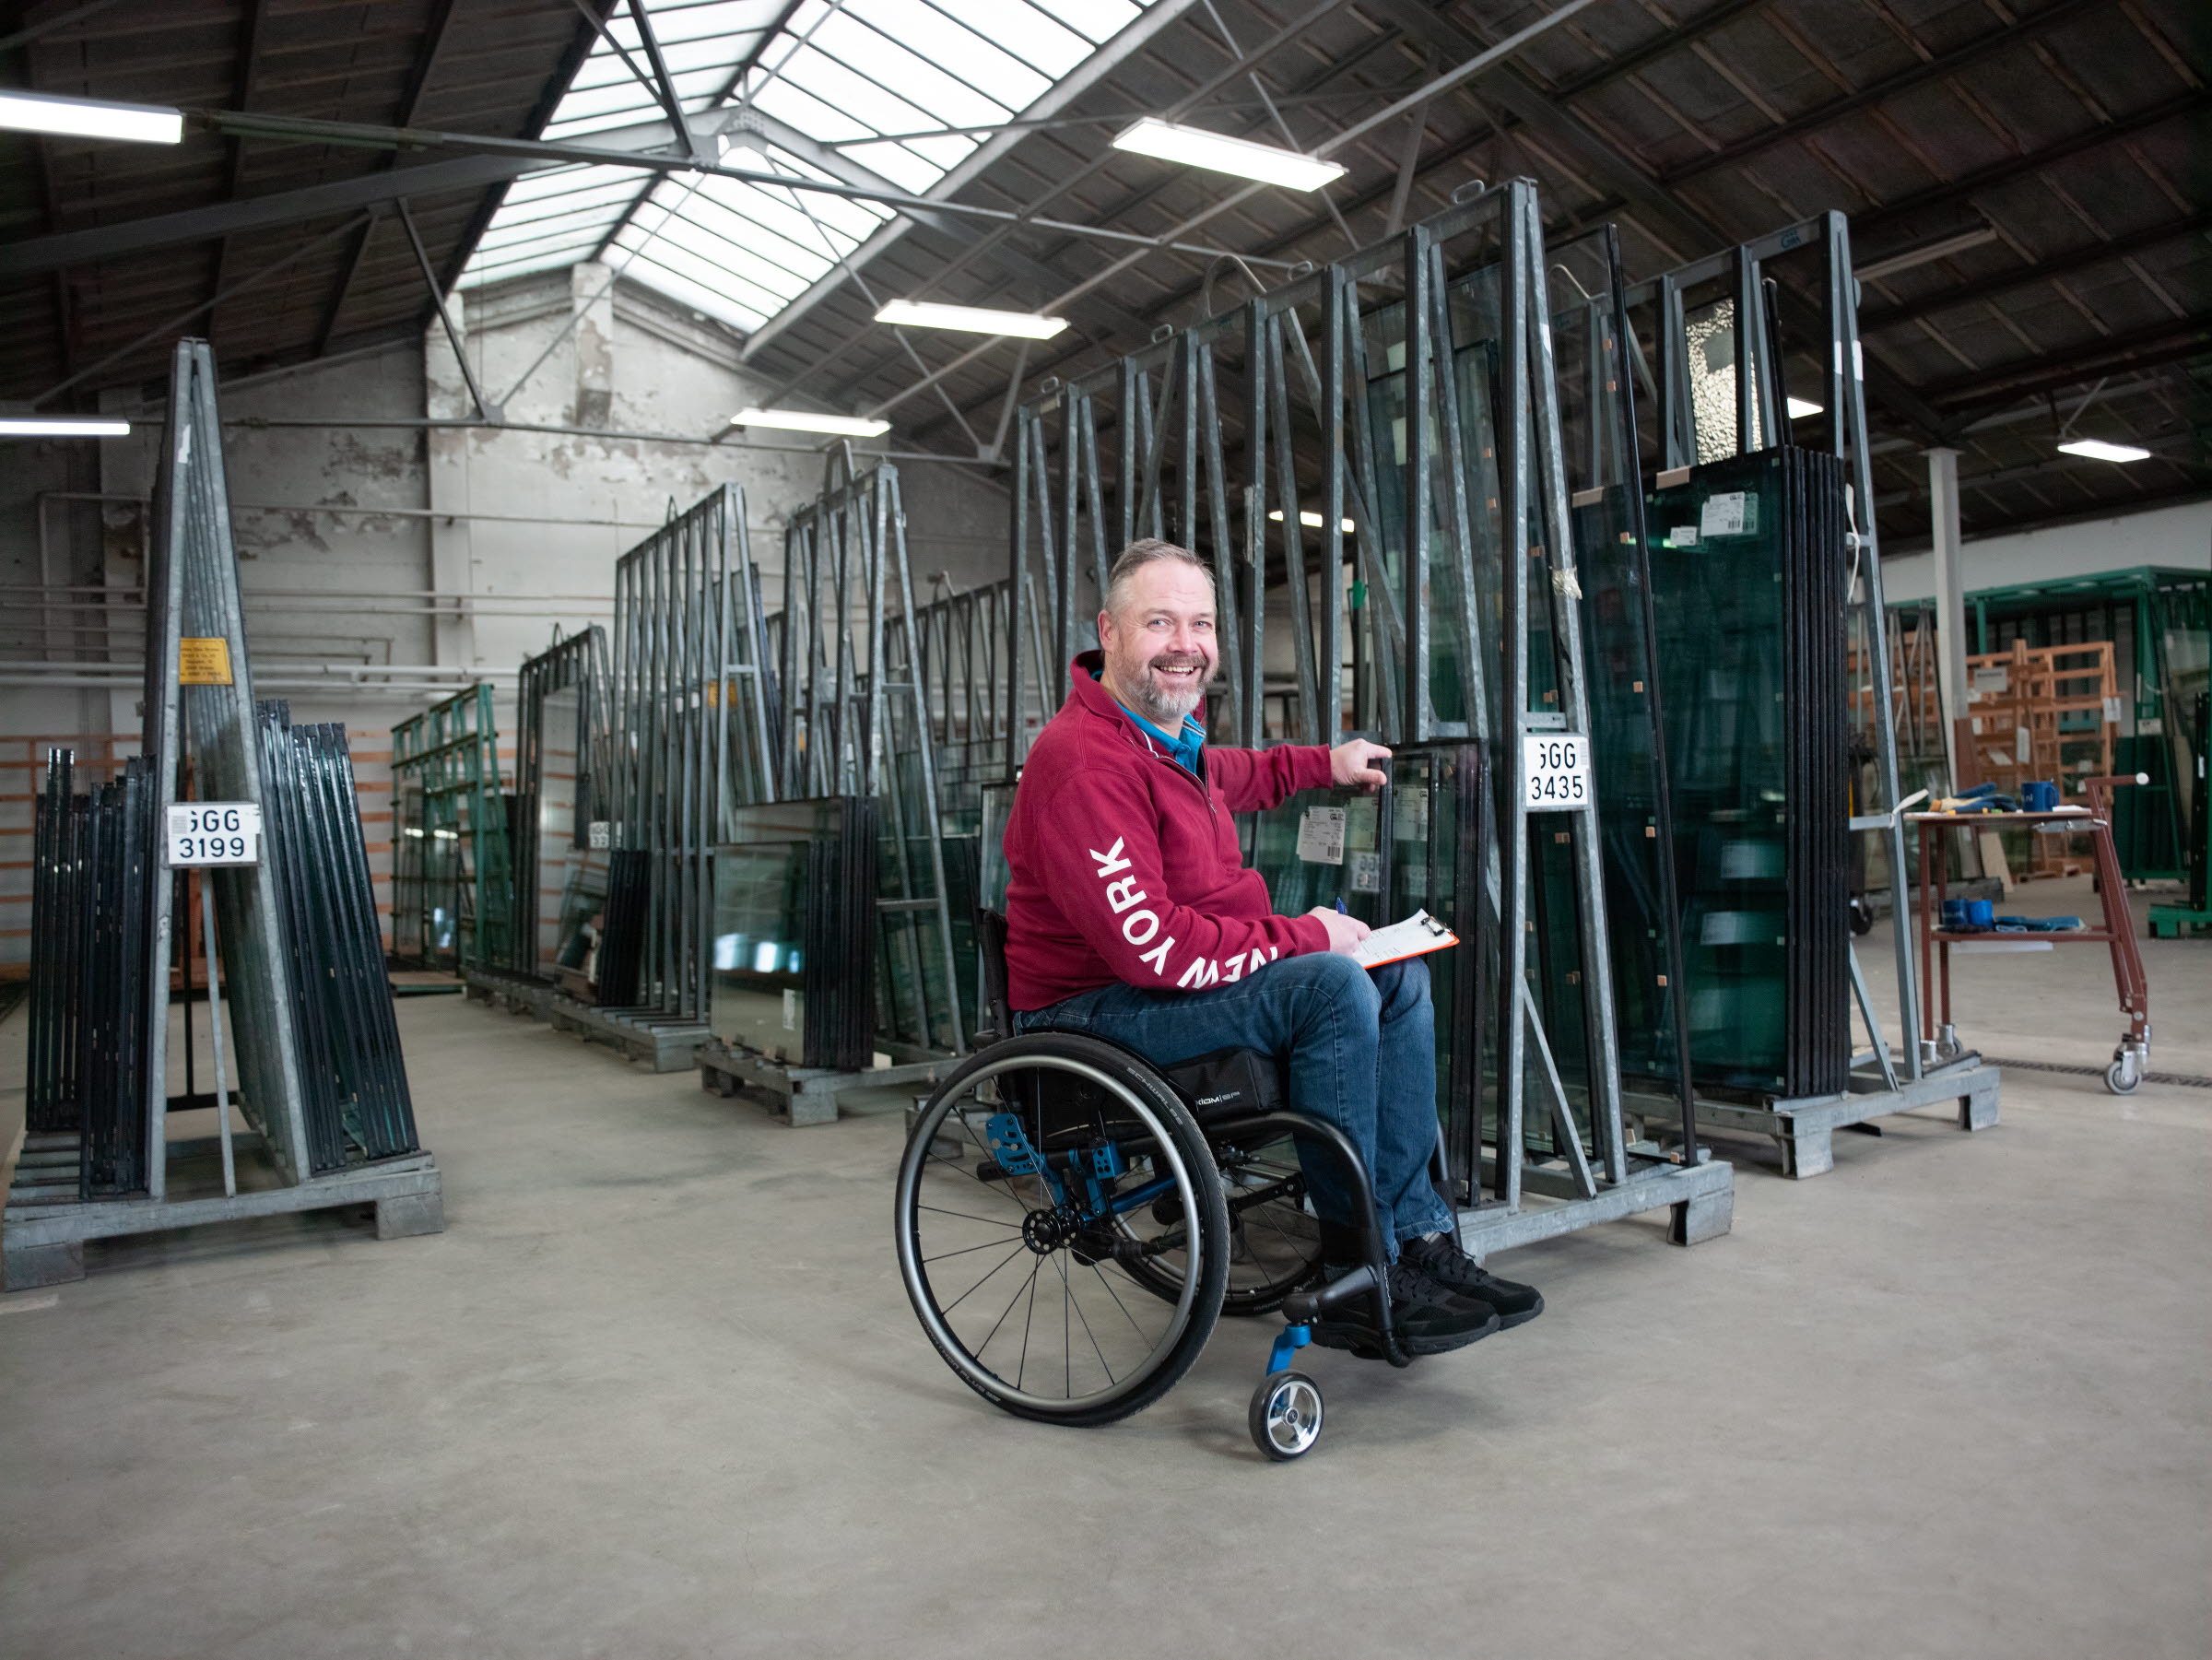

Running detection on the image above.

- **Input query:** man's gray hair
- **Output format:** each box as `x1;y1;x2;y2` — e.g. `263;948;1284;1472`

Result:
1102;538;1214;618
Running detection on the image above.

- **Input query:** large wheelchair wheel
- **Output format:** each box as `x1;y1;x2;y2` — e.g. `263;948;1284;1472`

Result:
1115;1126;1325;1317
895;1032;1231;1429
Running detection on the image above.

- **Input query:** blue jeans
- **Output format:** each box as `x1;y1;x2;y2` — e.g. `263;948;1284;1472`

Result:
1016;953;1451;1258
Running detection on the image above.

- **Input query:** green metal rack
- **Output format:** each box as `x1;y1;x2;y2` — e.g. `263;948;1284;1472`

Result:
1891;566;2208;881
389;683;514;972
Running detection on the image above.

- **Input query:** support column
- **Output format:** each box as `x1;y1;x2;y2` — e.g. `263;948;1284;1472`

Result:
1926;446;1967;794
425;298;477;668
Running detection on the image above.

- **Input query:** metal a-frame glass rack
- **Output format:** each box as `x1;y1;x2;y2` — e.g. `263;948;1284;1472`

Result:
1604;212;2000;1178
5;340;440;1291
1006;182;1735;1254
699;453;970;1123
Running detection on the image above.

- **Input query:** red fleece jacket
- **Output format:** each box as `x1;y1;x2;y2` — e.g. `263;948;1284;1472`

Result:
1004;653;1335;1010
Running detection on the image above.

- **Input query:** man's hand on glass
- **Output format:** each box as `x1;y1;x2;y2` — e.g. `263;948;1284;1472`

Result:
1304;906;1371;954
1329;737;1392;792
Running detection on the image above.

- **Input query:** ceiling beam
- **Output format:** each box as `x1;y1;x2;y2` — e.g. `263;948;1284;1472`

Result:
1659;0;2100;185
314;0;467;357
1544;0;1772;101
0;153;536;279
1859;211;2212;333
1370;0;1957;442
1854;90;2210;240
1921;311;2212;411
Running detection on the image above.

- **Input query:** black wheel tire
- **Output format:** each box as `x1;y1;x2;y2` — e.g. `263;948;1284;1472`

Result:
895;1031;1230;1429
1248;1370;1324;1461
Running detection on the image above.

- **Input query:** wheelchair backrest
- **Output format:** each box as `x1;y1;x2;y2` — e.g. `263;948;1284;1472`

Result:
974;908;1012;1047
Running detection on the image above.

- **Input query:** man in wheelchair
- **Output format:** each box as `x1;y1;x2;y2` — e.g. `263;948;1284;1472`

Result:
1001;538;1542;1358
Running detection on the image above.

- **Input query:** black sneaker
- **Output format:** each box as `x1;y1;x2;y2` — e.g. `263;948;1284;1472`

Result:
1400;1233;1544;1329
1311;1258;1501;1359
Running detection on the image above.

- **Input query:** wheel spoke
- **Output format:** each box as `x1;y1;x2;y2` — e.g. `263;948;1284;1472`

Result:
1090;1261;1148;1340
941;1241;1029;1316
978;1254;1041;1359
923;1236;1027;1266
917;1204;1023;1230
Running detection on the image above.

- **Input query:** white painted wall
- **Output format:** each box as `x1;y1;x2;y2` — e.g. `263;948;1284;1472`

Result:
0;265;1011;965
1883;498;2212;604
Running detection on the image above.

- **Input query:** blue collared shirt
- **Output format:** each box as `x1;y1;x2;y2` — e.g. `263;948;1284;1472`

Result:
1094;669;1206;775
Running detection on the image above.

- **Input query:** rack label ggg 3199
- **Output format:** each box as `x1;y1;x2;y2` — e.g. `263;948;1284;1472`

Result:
166;802;263;866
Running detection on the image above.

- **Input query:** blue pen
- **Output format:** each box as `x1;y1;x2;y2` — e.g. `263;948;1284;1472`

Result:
1335;898;1347;914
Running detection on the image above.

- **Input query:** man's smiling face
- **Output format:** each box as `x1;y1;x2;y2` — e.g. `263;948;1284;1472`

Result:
1097;557;1218;728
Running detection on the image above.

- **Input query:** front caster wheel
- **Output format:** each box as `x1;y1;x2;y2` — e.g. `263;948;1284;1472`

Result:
2105;1055;2142;1096
1249;1370;1324;1461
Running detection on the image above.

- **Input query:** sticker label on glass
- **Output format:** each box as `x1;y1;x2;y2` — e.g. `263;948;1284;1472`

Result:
1699;491;1757;538
1296;806;1346;865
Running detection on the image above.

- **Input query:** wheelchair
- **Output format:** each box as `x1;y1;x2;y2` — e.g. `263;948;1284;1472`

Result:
895;912;1454;1461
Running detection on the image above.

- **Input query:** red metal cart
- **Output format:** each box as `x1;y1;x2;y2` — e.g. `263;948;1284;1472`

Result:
1909;774;2151;1094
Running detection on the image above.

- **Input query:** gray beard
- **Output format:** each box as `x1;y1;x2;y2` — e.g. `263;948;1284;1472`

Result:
1117;665;1208;726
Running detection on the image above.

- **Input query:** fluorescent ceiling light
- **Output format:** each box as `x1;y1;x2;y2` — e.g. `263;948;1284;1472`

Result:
1855;225;2001;283
731;407;889;438
0;89;182;145
0;417;131;437
1112;118;1346;192
2056;438;2151;464
1269;509;1357;533
876;300;1067;339
1785;397;1824;420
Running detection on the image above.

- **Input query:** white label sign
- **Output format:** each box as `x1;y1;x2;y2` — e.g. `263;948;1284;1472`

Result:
166;802;263;866
1523;734;1592;811
1700;490;1754;538
1296;806;1347;865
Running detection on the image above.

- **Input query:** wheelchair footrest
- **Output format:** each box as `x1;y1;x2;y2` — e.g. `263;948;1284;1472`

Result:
1280;1264;1378;1325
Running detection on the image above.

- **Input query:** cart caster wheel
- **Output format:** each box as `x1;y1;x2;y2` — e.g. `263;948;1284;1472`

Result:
1249;1370;1324;1462
2104;1057;2142;1096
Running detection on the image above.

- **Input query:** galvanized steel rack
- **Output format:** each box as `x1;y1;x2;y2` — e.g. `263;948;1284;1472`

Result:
529;487;769;1071
5;340;441;1291
1006;184;1734;1254
698;455;966;1117
465;627;614;1016
1613;213;2000;1176
389;682;513;974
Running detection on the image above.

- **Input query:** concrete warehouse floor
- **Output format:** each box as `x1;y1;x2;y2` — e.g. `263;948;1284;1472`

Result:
2;878;2207;1660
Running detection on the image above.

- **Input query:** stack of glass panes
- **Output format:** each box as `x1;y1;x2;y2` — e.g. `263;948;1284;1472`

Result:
1627;449;1851;1098
258;703;421;1171
710;797;877;1071
25;748;157;1198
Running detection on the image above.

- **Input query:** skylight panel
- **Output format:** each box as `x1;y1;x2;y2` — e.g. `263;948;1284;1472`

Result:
544;79;663;137
465;0;1162;333
925;0;1094;78
743;75;874;147
774;44;947;147
1022;0;1143;45
837;2;1050;112
495;165;641;212
608;244;773;331
623;225;799;314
